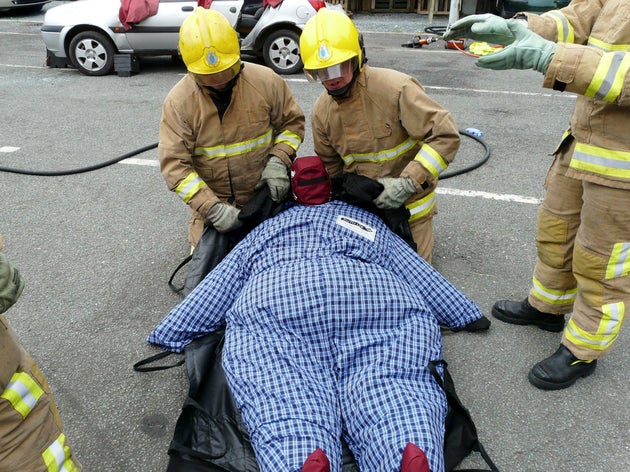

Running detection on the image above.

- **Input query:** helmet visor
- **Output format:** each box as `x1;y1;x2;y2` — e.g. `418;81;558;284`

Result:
192;62;241;88
304;58;356;83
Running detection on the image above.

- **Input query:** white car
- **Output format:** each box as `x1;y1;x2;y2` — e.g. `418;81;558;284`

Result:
41;0;330;76
0;0;50;13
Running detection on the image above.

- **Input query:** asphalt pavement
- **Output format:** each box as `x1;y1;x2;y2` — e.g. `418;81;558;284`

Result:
0;5;628;472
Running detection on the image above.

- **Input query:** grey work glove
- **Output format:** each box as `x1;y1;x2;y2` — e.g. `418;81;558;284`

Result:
477;20;556;74
443;13;516;45
256;156;290;202
206;202;243;233
0;253;25;314
373;177;416;209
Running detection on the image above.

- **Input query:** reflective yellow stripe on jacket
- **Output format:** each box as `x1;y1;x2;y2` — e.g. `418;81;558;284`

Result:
584;50;630;103
42;433;79;472
571;142;630;179
530;276;577;306
565;302;625;351
0;371;44;418
175;172;207;203
274;130;302;151
545;10;574;43
341;137;418;166
195;129;273;158
415;142;449;179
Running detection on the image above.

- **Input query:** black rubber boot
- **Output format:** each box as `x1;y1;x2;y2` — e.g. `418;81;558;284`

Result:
528;345;597;390
491;298;565;332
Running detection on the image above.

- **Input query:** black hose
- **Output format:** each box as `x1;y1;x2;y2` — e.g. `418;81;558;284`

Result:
0;142;158;176
424;25;448;36
441;129;491;180
0;130;489;178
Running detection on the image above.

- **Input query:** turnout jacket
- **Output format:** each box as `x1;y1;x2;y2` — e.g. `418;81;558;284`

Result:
311;65;460;221
527;0;630;189
159;63;305;218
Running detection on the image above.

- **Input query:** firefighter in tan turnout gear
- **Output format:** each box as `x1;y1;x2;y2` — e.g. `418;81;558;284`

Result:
445;0;630;389
159;8;304;247
299;9;461;263
0;237;81;471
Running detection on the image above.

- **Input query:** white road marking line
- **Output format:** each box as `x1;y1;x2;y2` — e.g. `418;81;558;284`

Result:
0;146;20;152
436;187;541;204
119;158;159;167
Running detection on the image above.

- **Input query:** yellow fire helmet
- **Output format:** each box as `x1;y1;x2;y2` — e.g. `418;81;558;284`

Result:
178;8;240;75
299;9;363;78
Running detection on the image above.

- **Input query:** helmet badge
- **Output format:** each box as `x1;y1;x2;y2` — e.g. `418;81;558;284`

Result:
317;44;330;61
206;50;219;67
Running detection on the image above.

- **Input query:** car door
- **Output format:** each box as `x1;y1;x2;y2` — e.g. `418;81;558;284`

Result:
125;0;244;54
125;0;197;53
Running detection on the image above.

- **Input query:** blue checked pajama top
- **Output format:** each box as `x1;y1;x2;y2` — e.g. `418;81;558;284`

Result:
148;201;484;472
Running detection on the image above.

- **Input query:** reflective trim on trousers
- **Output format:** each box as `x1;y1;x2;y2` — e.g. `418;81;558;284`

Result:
530;276;577;306
0;371;44;419
42;433;79;472
564;302;625;351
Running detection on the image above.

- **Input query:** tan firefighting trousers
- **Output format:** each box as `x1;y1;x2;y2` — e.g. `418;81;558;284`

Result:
0;316;81;472
410;213;434;264
528;141;630;360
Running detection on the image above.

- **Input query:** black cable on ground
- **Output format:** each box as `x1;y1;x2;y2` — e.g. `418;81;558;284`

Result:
424;25;448;36
0;142;158;176
441;129;491;180
0;130;489;178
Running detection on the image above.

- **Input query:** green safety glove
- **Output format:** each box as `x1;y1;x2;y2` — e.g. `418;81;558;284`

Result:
477;20;556;74
206;202;243;233
256;156;290;202
0;253;25;314
443;13;516;45
373;177;416;210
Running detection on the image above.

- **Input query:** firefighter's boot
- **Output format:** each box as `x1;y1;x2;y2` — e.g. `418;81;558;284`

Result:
492;298;565;332
528;344;597;390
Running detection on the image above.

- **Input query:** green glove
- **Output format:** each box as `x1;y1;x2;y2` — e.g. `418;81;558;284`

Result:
443;13;516;45
206;203;243;233
477;20;557;73
256;156;290;202
0;253;25;314
373;177;416;209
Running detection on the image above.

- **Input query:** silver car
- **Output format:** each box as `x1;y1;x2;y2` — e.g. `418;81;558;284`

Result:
0;0;50;13
41;0;329;76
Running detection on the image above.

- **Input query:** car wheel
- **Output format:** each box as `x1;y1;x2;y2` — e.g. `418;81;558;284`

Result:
262;29;303;75
69;31;116;76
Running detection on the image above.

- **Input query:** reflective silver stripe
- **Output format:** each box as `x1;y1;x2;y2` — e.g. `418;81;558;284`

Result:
407;191;436;221
571;143;630;179
341;137;419;165
530;276;577;305
547;11;573;43
175;173;207;203
274;130;302;151
195;129;273;158
606;242;630;279
0;371;44;418
42;434;78;472
585;51;627;101
416;143;448;178
564;302;624;350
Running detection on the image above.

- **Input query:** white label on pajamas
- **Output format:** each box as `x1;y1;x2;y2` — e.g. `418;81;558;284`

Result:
336;215;376;242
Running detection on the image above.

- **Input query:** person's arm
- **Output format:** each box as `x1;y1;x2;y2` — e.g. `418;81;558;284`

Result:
386;240;485;329
397;77;460;192
147;246;246;352
544;43;630;105
525;0;602;45
158;92;221;219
